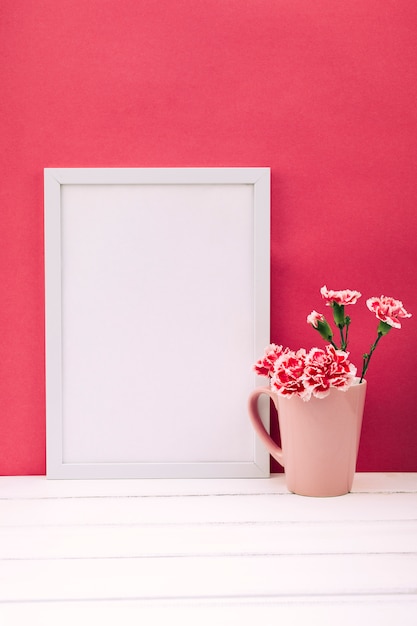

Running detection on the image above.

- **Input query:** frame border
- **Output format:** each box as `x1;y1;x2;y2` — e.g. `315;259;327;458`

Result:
44;167;270;478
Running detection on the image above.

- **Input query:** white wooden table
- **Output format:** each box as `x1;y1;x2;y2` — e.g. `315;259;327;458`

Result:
0;473;416;625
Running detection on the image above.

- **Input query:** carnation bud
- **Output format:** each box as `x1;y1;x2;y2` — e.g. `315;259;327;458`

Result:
316;318;334;342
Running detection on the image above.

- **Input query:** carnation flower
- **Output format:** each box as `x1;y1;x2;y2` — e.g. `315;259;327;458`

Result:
320;286;362;306
303;345;357;399
307;310;334;344
271;349;309;399
319;286;362;349
366;296;412;330
307;310;323;328
253;343;287;377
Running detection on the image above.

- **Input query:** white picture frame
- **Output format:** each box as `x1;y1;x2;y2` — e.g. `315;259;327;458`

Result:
44;167;270;478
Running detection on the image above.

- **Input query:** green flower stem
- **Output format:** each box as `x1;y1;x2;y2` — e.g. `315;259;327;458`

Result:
344;317;351;349
360;332;384;382
338;326;346;351
332;305;350;351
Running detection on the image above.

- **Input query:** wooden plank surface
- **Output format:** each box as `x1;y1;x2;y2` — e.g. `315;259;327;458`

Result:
0;474;416;625
1;597;417;626
2;519;416;559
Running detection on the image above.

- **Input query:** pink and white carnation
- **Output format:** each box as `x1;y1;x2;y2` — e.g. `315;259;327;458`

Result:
366;295;412;329
307;310;324;328
320;286;362;306
253;343;287;377
302;345;357;399
271;349;309;399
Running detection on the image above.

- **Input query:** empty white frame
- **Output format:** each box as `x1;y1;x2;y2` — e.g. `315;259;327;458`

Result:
44;168;270;478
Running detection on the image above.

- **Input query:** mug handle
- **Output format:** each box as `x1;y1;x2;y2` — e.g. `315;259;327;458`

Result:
248;386;284;467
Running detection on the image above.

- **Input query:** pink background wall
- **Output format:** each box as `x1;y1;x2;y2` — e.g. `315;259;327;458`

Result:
1;0;416;475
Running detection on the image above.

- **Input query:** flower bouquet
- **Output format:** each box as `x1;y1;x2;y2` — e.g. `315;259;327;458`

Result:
248;287;411;496
254;287;411;401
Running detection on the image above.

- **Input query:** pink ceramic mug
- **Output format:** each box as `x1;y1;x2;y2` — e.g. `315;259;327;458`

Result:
248;379;367;496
